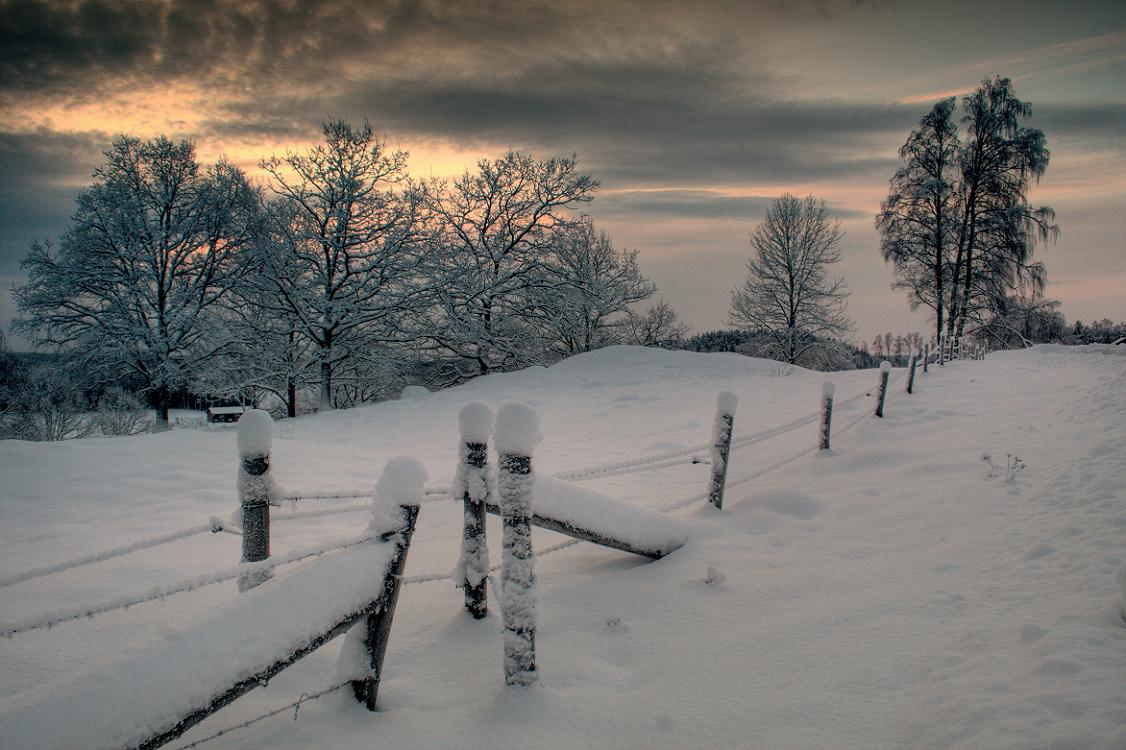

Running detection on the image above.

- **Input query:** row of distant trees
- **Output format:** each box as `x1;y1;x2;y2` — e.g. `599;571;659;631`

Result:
12;122;686;430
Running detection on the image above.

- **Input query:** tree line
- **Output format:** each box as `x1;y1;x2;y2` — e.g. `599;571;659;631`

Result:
12;122;685;431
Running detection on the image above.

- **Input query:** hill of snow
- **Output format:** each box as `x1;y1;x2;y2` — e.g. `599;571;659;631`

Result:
1;345;1124;749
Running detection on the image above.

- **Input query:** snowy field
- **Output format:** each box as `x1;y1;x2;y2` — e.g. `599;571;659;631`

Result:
1;345;1125;750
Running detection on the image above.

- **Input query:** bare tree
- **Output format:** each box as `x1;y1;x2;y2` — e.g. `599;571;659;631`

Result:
729;194;852;364
13;136;261;430
623;299;689;348
540;218;657;354
257;121;428;411
421;151;596;380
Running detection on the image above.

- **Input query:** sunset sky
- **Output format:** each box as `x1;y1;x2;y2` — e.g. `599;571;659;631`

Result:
1;0;1123;348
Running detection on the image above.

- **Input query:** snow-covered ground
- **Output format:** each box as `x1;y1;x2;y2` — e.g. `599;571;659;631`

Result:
1;345;1124;749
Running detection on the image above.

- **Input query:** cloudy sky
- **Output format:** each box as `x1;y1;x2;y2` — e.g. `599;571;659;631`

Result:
1;0;1124;348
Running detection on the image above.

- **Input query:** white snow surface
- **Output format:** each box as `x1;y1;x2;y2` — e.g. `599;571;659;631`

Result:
399;385;429;400
236;409;273;456
2;345;1125;750
458;401;495;443
0;540;398;750
494;402;542;455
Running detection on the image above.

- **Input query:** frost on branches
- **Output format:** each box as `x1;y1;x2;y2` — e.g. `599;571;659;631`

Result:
496;403;541;685
454;402;495;616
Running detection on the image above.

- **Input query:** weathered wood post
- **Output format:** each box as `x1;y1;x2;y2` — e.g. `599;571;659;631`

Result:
352;457;426;711
923;342;930;373
939;335;946;366
457;402;494;619
818;381;834;451
237;409;274;592
906;349;918;394
874;361;891;418
707;392;738;509
495;403;541;686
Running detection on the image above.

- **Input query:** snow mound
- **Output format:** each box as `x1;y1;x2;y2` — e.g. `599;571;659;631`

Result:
400;385;429;399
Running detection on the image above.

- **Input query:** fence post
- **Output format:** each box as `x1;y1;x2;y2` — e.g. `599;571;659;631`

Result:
939;335;946;366
237;410;274;592
906;349;918;394
874;361;891;418
353;457;426;711
708;392;738;509
457;402;494;620
818;381;834;451
923;342;930;373
496;403;541;686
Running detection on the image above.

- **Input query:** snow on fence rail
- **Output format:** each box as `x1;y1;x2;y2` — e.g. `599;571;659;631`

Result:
0;462;424;750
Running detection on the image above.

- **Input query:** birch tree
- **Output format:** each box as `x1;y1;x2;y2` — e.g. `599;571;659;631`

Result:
876;98;959;343
13;136;261;429
729;194;852;364
879;78;1057;342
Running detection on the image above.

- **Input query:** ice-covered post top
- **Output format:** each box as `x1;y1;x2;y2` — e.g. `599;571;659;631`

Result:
495;402;541;686
819;381;835;451
237;409;274;591
906;349;918;394
708;391;738;510
875;361;891;418
372;456;427;538
457;401;495;620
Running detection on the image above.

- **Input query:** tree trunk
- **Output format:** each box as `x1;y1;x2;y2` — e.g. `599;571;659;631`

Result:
319;330;333;411
286;377;297;419
154;386;172;432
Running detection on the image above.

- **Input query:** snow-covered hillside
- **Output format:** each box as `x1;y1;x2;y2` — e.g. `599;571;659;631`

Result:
1;346;1124;750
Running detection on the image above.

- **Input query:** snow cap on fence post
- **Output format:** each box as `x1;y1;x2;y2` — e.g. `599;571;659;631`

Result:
237;409;273;458
236;409;274;592
822;380;836;400
495;402;540;686
495;402;542;455
372;456;427;537
875;361;891;418
716;390;738;418
459;401;495;443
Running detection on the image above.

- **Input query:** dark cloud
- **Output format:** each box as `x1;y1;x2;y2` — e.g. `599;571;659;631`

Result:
591;190;866;221
0;129;109;274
